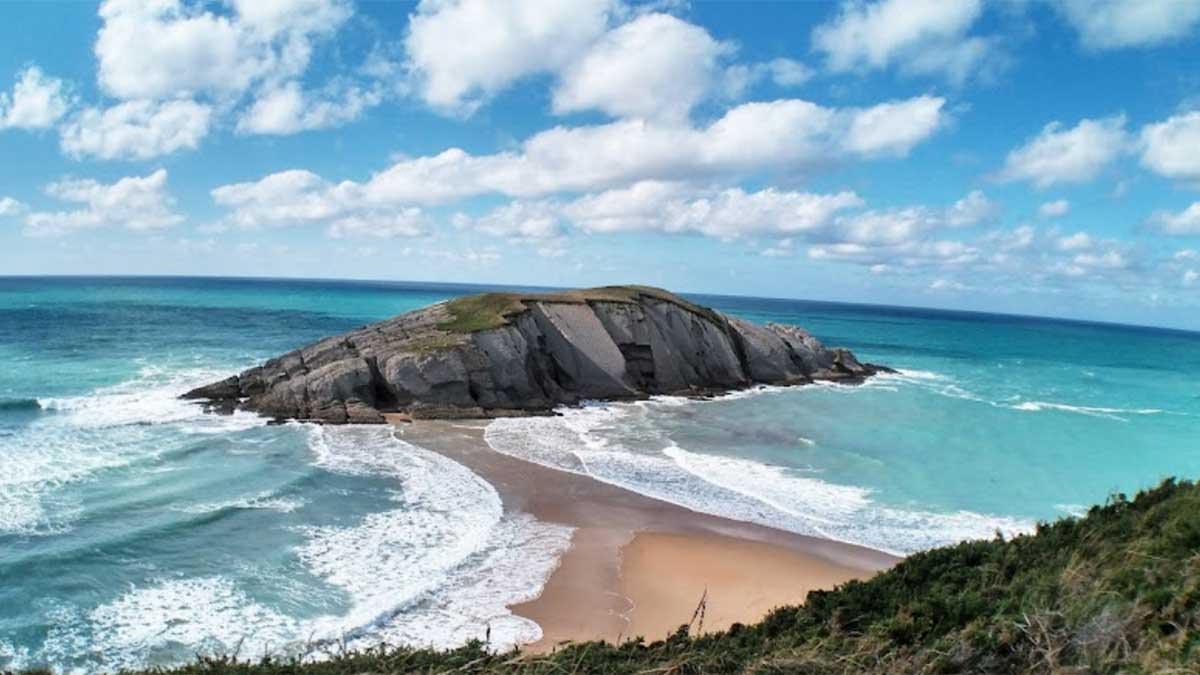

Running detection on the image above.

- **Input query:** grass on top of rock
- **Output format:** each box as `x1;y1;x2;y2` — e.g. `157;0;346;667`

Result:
64;477;1200;675
436;285;724;334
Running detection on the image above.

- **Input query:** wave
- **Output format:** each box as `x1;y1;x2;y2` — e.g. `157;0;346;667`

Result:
172;491;306;515
300;425;572;652
29;426;572;671
1009;400;1163;421
0;398;41;412
1;365;267;536
484;404;1032;556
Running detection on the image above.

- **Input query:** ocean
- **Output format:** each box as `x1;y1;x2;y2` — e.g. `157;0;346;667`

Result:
3;276;1199;672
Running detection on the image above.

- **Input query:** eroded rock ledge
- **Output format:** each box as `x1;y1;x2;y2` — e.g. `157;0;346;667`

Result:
183;285;891;423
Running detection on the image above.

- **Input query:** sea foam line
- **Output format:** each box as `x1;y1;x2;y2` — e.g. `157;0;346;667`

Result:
483;403;1033;556
32;426;574;673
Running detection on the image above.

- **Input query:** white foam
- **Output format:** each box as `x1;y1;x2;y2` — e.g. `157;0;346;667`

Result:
485;403;1033;556
298;426;573;652
1;365;267;535
32;426;573;670
174;491;306;515
47;577;302;672
1010;400;1162;421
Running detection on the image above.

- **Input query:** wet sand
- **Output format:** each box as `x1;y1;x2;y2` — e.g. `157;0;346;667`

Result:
391;418;898;652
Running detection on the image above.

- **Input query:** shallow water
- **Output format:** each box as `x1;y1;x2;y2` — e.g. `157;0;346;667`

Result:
2;276;1199;671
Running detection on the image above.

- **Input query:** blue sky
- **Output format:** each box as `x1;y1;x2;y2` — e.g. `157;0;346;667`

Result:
1;0;1199;328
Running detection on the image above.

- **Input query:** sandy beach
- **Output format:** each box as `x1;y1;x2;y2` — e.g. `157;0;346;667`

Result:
393;418;898;652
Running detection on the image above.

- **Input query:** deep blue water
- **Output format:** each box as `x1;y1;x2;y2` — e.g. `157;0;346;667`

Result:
2;276;1199;672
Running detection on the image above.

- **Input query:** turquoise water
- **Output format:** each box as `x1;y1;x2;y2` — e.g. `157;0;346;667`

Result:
3;277;1199;671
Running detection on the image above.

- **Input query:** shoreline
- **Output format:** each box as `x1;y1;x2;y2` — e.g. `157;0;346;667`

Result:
392;418;899;652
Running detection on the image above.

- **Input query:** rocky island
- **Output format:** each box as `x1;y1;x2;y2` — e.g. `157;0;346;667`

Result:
184;285;889;423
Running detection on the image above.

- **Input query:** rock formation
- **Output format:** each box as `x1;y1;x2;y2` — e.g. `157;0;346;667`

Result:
183;286;890;423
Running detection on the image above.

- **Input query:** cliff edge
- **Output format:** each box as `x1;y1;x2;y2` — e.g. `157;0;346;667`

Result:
183;285;889;423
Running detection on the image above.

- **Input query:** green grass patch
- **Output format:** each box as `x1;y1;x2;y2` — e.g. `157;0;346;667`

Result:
436;285;724;335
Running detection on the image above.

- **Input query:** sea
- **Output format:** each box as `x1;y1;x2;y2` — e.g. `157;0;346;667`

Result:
2;276;1199;672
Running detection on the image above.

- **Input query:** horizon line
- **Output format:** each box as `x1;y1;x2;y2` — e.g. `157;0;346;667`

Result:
4;272;1199;338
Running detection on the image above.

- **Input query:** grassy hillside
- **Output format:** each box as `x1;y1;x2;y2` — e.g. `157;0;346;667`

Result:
23;479;1200;675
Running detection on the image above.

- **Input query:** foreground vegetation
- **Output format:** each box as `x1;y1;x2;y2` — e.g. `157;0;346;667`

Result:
17;478;1200;674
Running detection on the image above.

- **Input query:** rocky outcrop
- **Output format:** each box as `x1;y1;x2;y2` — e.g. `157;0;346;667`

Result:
183;286;891;423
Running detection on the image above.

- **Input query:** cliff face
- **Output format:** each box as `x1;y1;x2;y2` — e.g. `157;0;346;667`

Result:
183;286;888;423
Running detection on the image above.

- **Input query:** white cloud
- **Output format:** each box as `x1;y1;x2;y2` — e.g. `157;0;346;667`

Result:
0;66;71;130
1065;249;1130;274
1055;0;1200;50
403;0;616;115
761;238;797;257
809;238;980;268
95;0;351;102
452;183;864;241
1038;199;1071;218
811;0;997;84
998;115;1128;188
1150;202;1200;236
237;80;382;135
553;13;728;122
569;183;865;238
0;197;27;216
929;278;968;291
23;169;184;237
211;169;346;227
762;58;815;87
326;210;426;239
1139;111;1200;185
843;95;948;157
211;169;428;239
946;189;995;226
59;99;212;160
1184;269;1199;286
215;95;946;217
822;190;993;246
455;200;566;239
1056;232;1094;251
723;59;815;99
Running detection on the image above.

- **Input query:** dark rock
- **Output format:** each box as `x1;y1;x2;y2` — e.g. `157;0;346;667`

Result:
183;286;888;423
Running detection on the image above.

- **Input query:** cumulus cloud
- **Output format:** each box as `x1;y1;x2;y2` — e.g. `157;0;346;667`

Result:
59;99;212;160
811;0;999;84
723;58;815;99
1038;199;1071;218
79;0;372;147
326;209;427;239
237;80;382;135
1056;232;1094;251
95;0;351;101
0;66;71;130
552;13;729;122
211;169;344;227
820;190;993;246
1139;111;1200;185
214;94;946;221
998;115;1128;188
842;95;948;157
1054;0;1200;50
1149;202;1200;236
0;196;27;216
453;201;566;240
210;169;429;239
808;238;981;269
23;169;183;236
565;183;865;238
403;0;615;115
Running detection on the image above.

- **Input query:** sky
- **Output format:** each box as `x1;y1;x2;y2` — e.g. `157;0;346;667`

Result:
1;0;1199;329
